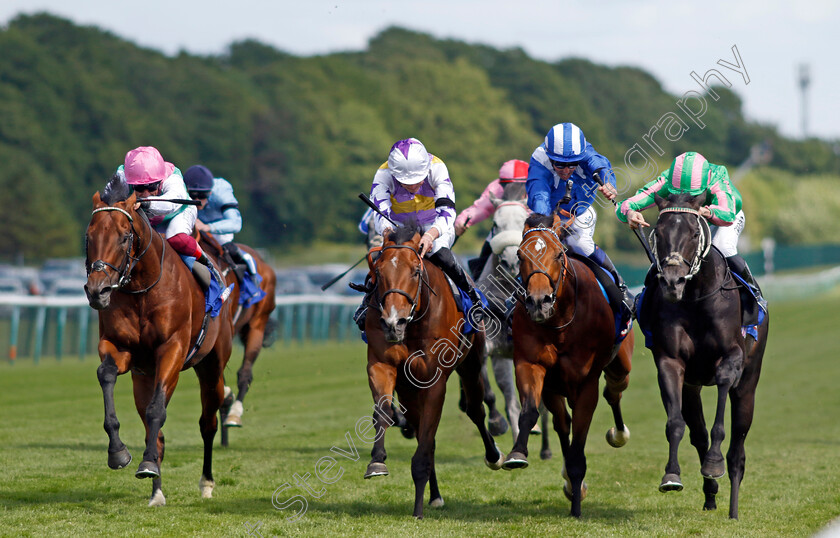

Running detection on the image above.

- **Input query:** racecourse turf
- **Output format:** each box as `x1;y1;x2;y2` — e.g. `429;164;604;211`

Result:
1;289;839;537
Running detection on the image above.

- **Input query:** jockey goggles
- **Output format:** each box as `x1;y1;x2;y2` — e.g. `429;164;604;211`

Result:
550;160;579;170
188;190;210;200
133;182;161;193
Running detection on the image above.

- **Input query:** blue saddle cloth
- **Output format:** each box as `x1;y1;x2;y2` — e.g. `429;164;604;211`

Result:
582;261;634;346
455;288;489;335
181;255;233;318
239;271;267;309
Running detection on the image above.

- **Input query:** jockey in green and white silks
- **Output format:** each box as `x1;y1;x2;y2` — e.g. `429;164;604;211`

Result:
616;151;766;310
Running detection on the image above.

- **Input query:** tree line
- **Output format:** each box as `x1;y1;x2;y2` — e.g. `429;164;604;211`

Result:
1;14;837;262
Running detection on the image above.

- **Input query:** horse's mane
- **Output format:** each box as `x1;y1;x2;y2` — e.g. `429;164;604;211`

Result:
502;182;526;201
102;173;131;205
390;222;422;245
662;192;703;209
525;213;554;228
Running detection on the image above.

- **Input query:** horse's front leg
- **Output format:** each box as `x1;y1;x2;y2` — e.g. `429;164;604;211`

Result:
411;381;446;519
194;349;228;499
503;361;546;469
97;341;133;470
682;384;718;511
702;345;744;481
655;355;687;492
365;361;398;479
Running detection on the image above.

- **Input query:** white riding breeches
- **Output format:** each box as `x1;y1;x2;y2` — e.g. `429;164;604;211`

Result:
154;206;197;239
712;210;745;258
564;206;597;257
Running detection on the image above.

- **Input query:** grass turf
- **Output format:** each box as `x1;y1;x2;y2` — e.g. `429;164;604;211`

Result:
1;290;839;536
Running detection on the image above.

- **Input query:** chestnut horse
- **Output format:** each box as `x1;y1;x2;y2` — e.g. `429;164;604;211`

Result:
641;193;769;519
364;226;504;519
84;175;233;506
198;232;277;429
502;212;634;518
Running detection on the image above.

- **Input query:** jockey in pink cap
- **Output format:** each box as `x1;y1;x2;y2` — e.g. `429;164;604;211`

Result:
454;159;529;279
118;146;221;290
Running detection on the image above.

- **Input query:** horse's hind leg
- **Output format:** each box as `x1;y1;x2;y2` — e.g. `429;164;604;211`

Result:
411;383;446;519
603;339;632;448
539;406;552;460
682;384;718;510
702;346;744;481
226;319;267;427
195;352;227;499
490;356;520;441
97;344;133;470
428;442;444;508
482;357;508;437
457;344;504;470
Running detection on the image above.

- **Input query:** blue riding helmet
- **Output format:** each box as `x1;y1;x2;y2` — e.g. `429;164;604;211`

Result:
544;122;587;163
184;165;214;192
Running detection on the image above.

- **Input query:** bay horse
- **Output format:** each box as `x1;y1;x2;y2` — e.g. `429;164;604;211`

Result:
641;192;769;519
84;174;233;506
198;232;277;429
474;186;552;455
364;225;504;519
502;212;634;518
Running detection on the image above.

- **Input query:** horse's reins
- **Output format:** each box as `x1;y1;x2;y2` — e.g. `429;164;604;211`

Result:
87;206;164;294
651;207;711;281
370;244;434;324
519;226;577;330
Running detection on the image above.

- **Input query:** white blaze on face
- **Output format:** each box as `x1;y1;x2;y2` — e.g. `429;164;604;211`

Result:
535;238;546;252
384;305;401;327
390;257;398;269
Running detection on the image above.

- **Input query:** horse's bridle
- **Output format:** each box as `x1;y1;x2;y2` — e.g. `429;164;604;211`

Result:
519;226;569;308
372;244;433;323
651;207;711;280
86;206;164;294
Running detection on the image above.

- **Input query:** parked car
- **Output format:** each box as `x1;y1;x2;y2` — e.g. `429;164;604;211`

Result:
0;277;26;296
44;278;87;297
40;257;86;290
274;270;319;296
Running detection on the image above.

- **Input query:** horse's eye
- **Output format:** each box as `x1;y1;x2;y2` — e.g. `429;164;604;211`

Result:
694;230;700;238
122;235;131;244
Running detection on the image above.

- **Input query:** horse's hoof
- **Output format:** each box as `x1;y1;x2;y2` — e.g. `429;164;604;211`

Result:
108;447;132;470
488;415;509;437
400;424;416;439
561;465;588;501
148;489;166;507
429;497;445;508
529;424;542;435
135;461;160;479
502;451;528;470
484;444;505;470
364;462;389;479
224;414;242;427
540;449;553;461
659;473;684;492
199;475;215;499
606;425;630;448
701;456;725;479
563;480;588;502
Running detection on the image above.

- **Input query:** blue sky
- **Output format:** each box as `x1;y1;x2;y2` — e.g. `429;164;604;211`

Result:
3;0;838;140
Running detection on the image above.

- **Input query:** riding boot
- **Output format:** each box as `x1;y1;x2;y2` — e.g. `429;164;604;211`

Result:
589;247;634;315
428;247;486;323
468;239;493;280
354;274;374;332
726;255;768;311
196;252;225;291
223;241;256;277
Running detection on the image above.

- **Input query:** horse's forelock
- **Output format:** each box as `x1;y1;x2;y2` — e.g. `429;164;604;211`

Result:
101;173;131;205
524;213;554;229
390;223;422;246
663;192;703;209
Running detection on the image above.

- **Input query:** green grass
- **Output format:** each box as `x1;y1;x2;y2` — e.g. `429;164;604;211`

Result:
2;292;839;537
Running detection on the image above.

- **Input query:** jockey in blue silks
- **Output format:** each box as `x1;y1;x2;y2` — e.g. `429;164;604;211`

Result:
184;165;258;281
527;122;633;310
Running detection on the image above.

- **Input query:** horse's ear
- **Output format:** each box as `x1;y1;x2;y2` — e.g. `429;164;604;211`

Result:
689;193;705;209
488;191;502;208
654;192;667;210
92;191;103;207
553;211;575;240
126;192;137;207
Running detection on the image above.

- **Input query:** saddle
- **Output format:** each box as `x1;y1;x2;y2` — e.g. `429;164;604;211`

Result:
568;253;633;345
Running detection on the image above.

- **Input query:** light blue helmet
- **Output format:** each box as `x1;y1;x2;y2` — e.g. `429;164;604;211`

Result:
544;122;587;163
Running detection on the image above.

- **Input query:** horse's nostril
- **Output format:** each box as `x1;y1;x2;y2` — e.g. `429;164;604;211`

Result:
397;318;408;326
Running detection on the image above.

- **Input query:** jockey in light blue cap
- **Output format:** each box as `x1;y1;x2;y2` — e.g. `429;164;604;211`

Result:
527;122;633;311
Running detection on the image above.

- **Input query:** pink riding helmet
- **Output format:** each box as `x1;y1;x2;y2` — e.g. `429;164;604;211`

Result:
124;146;175;185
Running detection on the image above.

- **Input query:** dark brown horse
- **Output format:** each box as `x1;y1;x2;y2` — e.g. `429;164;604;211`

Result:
84;175;233;506
641;193;769;519
198;232;277;429
364;226;504;519
502;212;634;518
